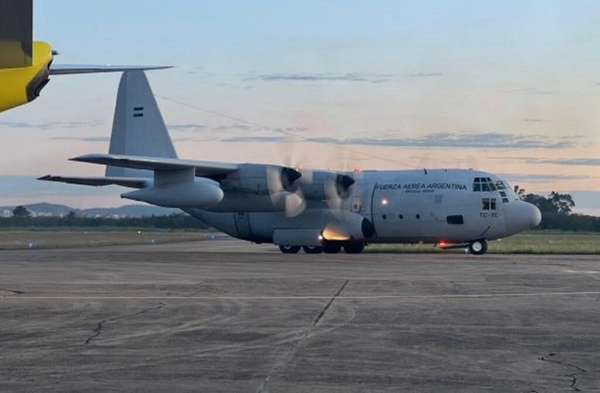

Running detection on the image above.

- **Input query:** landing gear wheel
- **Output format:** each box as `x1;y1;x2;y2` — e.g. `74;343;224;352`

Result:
303;246;323;254
343;243;365;254
322;243;342;254
279;245;301;254
468;240;488;255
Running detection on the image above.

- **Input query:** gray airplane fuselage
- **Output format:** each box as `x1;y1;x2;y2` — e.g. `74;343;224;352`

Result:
43;71;542;253
185;168;541;246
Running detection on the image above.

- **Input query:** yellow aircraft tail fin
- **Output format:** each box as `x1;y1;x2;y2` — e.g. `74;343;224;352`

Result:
0;0;33;68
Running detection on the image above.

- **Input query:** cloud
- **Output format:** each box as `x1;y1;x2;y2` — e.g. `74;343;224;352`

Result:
528;158;600;166
0;120;95;130
245;72;395;83
274;126;309;133
407;73;443;78
499;173;591;183
220;132;575;149
50;136;110;142
167;123;208;132
186;66;204;75
221;136;286;143
498;88;555;95
213;123;257;131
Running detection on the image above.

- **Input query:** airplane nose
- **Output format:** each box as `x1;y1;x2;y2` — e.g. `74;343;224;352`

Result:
529;204;542;228
504;200;542;234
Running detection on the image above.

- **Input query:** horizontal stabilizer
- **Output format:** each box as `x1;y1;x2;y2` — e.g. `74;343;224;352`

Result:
71;154;240;177
38;175;149;189
49;64;172;75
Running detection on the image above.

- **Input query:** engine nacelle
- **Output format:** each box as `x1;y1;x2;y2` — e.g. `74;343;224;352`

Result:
220;164;301;195
272;212;375;246
121;178;224;208
321;211;375;242
298;170;355;201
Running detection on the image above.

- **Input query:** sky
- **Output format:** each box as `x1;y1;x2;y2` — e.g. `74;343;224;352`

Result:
1;0;599;215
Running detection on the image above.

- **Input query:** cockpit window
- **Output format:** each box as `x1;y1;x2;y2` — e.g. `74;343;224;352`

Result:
472;177;498;192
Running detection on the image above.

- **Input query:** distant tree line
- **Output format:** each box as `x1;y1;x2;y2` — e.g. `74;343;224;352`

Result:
514;187;600;231
3;192;600;232
2;207;210;230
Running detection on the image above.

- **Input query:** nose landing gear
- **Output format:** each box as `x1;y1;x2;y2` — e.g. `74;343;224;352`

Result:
468;239;488;255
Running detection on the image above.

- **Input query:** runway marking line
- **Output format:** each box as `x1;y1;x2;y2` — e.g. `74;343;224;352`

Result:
2;291;600;300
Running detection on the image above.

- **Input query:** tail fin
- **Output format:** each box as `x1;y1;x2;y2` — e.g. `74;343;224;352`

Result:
106;71;177;177
0;0;33;68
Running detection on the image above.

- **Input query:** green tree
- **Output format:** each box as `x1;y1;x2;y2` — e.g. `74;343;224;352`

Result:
65;211;77;226
513;185;526;199
523;193;557;214
549;191;575;215
12;205;31;218
520;191;576;216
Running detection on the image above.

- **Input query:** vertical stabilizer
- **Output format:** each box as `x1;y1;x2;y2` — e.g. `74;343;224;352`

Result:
106;71;177;177
0;0;33;68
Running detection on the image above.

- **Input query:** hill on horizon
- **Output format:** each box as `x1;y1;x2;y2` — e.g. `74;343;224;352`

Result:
0;202;179;217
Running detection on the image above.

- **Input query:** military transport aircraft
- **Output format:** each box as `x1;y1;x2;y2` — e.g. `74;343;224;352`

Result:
40;71;542;255
0;0;169;113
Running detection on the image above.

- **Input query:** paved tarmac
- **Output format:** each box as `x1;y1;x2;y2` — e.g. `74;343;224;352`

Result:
0;239;599;392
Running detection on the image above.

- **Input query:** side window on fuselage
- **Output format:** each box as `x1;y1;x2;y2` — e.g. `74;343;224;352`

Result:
482;198;497;210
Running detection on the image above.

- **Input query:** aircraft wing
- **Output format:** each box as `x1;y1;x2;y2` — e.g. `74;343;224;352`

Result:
38;175;150;189
49;65;173;75
70;154;240;177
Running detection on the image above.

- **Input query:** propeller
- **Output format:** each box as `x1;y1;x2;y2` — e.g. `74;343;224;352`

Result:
268;135;314;217
322;142;356;217
266;164;306;217
267;137;358;219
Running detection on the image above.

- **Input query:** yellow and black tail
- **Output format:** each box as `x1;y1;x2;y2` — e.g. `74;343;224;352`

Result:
0;0;33;68
0;0;53;112
0;0;171;113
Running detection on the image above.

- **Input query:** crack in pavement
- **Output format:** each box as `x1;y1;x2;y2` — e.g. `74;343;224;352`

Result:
538;353;587;391
312;280;349;327
567;374;581;392
256;279;350;393
0;287;24;296
84;301;166;345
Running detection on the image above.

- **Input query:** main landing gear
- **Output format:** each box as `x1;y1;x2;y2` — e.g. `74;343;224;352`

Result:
279;245;301;254
467;239;488;255
278;243;365;254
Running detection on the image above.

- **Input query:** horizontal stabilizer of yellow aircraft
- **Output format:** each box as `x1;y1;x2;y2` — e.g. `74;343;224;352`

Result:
0;0;170;113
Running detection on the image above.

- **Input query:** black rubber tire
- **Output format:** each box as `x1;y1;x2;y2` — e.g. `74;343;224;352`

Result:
322;243;342;254
468;240;488;255
303;246;323;254
343;243;365;254
279;245;301;254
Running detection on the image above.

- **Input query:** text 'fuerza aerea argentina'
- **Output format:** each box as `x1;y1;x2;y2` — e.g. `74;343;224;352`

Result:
375;183;468;192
